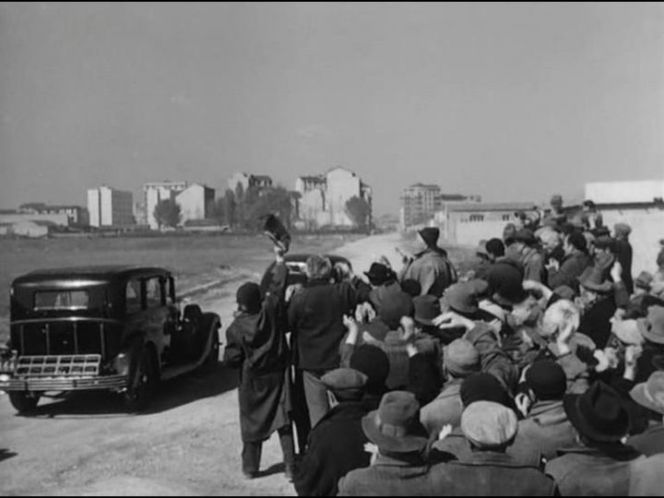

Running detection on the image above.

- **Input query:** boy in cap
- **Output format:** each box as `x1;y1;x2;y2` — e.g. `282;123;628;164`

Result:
545;381;645;495
399;227;457;297
428;401;557;495
224;246;295;480
337;391;436;496
293;368;371;497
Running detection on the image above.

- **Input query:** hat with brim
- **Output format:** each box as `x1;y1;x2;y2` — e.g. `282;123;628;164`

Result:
364;262;395;286
563;382;629;443
611;319;644;346
492;287;528;307
637;305;664;345
629;372;664;415
444;282;479;314
578;267;614;294
361;391;429;454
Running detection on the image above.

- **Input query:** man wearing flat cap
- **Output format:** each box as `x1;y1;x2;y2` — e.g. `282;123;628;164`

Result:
293;368;371;496
399;227;457;298
427;401;557;495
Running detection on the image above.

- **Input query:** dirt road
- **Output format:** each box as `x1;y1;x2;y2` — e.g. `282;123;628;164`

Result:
0;233;409;496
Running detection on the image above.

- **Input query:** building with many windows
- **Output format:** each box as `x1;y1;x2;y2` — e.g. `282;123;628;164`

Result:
400;184;481;229
87;186;134;228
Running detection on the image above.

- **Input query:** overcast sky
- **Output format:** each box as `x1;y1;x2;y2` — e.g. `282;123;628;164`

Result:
1;2;662;215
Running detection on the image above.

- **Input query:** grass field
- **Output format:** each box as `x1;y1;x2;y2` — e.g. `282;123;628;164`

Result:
0;233;362;342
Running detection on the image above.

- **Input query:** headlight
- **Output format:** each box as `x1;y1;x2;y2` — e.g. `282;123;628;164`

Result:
0;374;10;383
113;353;129;376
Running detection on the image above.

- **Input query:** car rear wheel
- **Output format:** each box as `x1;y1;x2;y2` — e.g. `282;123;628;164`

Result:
9;391;40;413
124;348;156;412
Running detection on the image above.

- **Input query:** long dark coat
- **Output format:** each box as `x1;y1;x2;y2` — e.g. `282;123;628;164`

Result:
223;262;292;443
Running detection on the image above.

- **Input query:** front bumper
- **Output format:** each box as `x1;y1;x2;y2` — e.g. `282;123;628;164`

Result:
0;353;128;392
0;374;128;391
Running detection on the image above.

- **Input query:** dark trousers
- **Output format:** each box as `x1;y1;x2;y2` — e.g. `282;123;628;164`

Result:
242;425;295;475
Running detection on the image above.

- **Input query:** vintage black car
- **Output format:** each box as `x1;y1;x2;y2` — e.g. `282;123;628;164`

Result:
0;266;221;413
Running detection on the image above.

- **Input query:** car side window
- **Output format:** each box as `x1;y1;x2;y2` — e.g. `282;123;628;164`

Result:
165;277;175;305
145;277;163;308
126;279;142;313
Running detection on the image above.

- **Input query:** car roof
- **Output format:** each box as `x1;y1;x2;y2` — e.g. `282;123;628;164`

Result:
283;254;350;264
12;265;171;285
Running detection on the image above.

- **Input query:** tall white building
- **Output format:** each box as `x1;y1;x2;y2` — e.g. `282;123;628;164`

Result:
143;180;216;229
176;184;215;224
87;186;134;227
143;181;189;229
293;166;372;229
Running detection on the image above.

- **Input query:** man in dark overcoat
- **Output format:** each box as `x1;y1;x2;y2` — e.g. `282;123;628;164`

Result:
224;246;295;480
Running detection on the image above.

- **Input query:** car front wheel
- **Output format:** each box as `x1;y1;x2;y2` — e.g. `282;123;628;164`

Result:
124;348;156;412
9;391;40;413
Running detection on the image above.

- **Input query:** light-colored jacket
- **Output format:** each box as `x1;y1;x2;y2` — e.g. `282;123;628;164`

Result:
400;248;455;297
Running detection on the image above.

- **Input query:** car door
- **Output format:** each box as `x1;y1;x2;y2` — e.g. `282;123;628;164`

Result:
142;274;171;365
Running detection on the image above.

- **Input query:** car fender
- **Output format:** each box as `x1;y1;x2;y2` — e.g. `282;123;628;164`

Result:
199;312;222;354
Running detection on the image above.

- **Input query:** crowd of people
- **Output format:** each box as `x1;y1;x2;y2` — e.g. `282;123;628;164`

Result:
223;195;664;496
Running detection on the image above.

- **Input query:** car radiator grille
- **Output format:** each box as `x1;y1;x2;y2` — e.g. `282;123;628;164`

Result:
14;354;101;377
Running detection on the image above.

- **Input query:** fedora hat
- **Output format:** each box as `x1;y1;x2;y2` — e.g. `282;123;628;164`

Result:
443;282;479;314
563;381;629;443
364;262;395;286
487;262;527;306
361;391;429;454
630;371;664;415
578;266;614;294
637;305;664;345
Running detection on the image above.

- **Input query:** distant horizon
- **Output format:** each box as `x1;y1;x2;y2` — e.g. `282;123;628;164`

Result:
2;3;663;217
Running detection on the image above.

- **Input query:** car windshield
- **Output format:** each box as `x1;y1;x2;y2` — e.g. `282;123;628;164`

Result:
33;286;107;311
